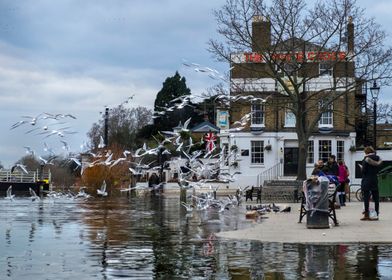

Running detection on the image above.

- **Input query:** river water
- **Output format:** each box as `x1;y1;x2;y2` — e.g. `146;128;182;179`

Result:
1;194;392;279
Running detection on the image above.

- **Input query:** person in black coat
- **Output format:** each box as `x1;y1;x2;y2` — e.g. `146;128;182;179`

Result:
360;146;383;221
326;155;339;176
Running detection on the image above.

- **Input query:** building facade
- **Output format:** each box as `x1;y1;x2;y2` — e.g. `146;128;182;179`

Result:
219;16;366;187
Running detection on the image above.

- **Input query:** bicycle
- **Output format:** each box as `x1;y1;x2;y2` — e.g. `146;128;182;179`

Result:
355;188;363;202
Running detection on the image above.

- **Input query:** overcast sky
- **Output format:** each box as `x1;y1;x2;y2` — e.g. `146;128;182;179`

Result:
0;0;391;168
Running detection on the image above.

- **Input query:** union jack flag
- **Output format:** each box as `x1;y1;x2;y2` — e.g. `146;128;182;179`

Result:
204;132;216;152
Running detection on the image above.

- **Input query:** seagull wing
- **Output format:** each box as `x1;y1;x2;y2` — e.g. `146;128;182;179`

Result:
183;117;191;130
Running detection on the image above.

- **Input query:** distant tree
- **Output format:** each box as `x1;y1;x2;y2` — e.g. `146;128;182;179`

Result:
81;143;131;193
376;103;392;124
17;155;41;171
153;72;193;131
87;105;153;150
14;155;77;187
48;158;77;188
154;71;191;112
0;161;3;169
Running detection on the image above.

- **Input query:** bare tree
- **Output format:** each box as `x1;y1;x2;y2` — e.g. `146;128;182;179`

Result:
87;105;153;150
376;103;392;124
209;0;392;179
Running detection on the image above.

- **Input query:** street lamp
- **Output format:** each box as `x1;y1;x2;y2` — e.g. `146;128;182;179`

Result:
369;81;380;148
104;107;109;147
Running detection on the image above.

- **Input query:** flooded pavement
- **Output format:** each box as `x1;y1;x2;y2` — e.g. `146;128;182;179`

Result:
1;195;392;279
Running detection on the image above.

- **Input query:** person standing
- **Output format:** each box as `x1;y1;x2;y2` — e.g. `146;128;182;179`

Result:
337;160;349;206
326;155;339;176
360;146;383;221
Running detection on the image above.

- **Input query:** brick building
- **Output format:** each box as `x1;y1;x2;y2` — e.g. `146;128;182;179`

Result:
219;16;367;186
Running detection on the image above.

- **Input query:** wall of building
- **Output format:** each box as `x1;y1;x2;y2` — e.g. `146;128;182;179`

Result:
221;131;357;187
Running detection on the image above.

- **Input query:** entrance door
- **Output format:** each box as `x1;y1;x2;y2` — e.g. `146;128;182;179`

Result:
284;147;299;176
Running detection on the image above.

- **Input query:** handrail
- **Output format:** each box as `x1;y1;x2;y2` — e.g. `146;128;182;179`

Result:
0;170;51;183
256;161;283;187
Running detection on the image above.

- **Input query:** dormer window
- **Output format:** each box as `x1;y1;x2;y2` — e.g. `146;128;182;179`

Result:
319;63;333;76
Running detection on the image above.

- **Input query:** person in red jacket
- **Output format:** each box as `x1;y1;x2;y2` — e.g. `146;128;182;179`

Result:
337;160;349;206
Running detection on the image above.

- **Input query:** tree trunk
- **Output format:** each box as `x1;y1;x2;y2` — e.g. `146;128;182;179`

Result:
297;138;308;180
296;98;309;181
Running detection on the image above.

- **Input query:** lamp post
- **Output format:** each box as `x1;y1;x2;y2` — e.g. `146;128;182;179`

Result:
369;81;380;148
104;107;109;147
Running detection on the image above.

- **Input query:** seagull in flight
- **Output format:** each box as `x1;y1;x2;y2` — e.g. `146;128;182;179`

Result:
97;181;108;196
29;188;40;201
181;202;194;212
11;164;28;174
5;186;15;200
98;136;105;149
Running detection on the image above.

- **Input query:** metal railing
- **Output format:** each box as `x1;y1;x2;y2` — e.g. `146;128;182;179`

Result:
0;169;51;183
256;161;283;187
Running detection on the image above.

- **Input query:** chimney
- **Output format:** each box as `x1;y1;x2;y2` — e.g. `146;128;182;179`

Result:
252;15;271;52
347;16;354;54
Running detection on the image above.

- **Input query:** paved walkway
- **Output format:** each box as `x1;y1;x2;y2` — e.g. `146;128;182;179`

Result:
217;202;392;244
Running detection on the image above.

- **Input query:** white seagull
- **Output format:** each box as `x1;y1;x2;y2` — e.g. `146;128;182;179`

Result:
97;181;108;197
5;185;15;200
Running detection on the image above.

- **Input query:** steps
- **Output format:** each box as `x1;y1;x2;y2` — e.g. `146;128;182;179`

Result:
261;179;303;203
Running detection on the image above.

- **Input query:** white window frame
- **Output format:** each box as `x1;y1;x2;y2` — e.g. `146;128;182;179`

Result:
318;100;333;127
319;63;333;76
318;140;332;162
251;103;265;127
284;105;296;127
251;140;264;165
337;140;345;162
307;140;314;164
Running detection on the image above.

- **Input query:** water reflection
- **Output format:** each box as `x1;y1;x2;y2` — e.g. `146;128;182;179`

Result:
0;195;391;279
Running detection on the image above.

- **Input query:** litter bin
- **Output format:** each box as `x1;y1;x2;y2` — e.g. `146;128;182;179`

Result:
378;166;392;199
304;176;329;229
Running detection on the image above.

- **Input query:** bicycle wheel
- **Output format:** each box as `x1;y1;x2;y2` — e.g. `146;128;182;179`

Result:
355;188;363;202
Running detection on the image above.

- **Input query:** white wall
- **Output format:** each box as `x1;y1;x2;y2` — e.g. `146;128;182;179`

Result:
222;131;358;187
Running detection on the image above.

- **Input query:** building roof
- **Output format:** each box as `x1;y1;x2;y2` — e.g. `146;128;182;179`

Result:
191;121;220;133
274;37;325;52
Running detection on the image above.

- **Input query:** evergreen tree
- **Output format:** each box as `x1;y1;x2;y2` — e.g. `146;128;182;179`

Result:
154;72;192;131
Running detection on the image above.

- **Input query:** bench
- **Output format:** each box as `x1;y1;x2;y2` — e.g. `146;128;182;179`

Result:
244;187;262;203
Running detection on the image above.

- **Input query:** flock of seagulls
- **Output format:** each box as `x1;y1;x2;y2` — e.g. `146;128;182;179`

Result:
182;192;241;213
5;185;40;202
4;60;267;202
9;111;80;169
6;93;137;183
3;185;105;201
